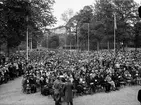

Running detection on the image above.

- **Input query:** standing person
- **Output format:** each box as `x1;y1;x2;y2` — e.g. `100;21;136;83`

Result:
64;78;74;105
138;89;141;105
53;77;62;105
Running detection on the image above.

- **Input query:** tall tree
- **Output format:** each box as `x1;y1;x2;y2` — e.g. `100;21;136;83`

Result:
134;22;141;50
61;8;74;25
112;0;138;45
0;0;56;54
65;0;139;50
93;0;139;48
75;6;94;50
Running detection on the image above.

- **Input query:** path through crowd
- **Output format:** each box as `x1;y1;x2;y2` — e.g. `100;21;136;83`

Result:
0;77;140;105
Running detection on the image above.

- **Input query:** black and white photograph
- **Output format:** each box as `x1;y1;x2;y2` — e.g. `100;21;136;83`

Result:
0;0;141;105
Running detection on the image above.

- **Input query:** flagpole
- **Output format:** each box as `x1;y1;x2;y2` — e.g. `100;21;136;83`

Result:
88;23;90;52
114;12;116;57
31;36;32;51
114;22;116;57
65;28;67;50
26;0;31;61
76;25;79;51
26;15;29;61
47;33;48;50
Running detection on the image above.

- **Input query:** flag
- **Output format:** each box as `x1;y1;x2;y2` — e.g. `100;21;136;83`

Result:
114;13;117;30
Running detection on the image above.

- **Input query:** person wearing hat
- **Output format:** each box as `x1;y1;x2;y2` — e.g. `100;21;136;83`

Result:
63;78;74;105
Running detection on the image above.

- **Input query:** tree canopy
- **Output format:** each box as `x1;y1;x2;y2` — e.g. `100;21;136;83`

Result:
66;0;140;50
0;0;56;53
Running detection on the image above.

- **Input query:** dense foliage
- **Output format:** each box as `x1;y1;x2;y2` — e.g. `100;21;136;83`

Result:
66;0;140;50
0;0;56;53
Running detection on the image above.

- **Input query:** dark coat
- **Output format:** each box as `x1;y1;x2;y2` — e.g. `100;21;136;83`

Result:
138;89;141;103
64;82;73;102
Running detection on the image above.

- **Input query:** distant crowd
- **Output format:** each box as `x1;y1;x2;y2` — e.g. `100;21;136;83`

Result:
1;49;141;104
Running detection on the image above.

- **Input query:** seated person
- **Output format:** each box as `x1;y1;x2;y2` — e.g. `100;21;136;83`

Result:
105;74;116;91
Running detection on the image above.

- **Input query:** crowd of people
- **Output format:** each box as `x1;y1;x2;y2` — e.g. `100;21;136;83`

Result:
1;49;141;105
0;53;25;85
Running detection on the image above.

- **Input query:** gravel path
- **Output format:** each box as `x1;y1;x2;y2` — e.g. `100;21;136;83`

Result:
0;77;140;105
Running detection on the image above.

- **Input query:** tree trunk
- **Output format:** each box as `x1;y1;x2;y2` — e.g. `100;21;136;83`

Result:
107;41;110;51
76;25;78;49
97;41;100;51
134;34;138;51
7;44;10;57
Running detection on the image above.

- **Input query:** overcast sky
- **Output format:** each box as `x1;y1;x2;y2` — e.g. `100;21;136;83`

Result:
52;0;141;27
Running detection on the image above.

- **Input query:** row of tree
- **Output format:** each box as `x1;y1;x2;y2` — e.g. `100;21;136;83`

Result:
64;0;141;50
0;0;56;54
